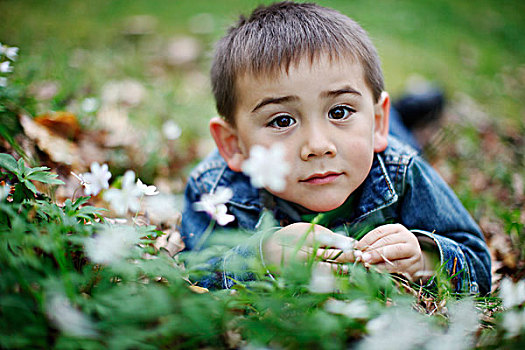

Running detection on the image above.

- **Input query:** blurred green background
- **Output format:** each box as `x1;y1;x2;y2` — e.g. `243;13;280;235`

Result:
2;0;524;128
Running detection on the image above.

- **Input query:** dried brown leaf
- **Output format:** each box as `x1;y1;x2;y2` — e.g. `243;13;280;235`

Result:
34;111;80;139
188;285;209;294
19;114;84;168
154;228;185;257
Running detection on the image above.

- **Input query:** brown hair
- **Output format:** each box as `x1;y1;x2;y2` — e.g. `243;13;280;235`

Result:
211;1;384;125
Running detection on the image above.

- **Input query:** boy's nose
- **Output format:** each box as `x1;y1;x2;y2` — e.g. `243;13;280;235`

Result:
300;125;337;161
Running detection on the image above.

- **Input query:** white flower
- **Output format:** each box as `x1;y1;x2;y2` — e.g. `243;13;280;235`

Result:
84;225;141;265
143;193;182;223
212;204;235;226
359;307;430;350
500;278;525;309
426;299;479;350
0;44;18;61
3;46;19;61
103;170;143;215
81;97;99;113
325;299;369;319
503;308;525;338
241;143;290;192
71;171;88;186
82;162;112;196
46;293;97;338
0;61;13;73
308;264;337;294
162;120;182;140
136;178;159;196
0;77;7;87
193;186;235;226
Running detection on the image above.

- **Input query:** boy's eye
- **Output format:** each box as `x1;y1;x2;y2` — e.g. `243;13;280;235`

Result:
328;105;355;120
268;115;296;128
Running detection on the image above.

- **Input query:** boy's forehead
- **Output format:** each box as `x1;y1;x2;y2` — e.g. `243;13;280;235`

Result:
235;54;368;95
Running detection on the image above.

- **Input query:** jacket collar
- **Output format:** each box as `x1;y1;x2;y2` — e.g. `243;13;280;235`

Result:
351;152;398;223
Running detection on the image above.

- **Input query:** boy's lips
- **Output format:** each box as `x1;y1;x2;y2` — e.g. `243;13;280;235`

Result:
300;172;343;185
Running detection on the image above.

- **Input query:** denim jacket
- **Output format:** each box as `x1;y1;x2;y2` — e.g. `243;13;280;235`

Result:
181;136;491;295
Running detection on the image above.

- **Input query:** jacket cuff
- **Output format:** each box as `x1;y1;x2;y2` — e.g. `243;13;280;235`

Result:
411;229;479;294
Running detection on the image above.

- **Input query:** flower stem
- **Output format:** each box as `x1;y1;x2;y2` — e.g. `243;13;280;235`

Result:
194;219;215;251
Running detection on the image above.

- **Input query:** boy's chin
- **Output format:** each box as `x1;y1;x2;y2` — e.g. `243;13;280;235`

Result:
293;199;347;213
265;189;348;213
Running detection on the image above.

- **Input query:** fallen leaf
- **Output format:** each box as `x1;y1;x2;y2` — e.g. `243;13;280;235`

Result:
19;114;84;168
154;228;184;257
188;285;209;294
34;111;81;139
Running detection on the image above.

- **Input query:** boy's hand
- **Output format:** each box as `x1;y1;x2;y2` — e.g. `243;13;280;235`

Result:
262;223;358;271
354;224;427;281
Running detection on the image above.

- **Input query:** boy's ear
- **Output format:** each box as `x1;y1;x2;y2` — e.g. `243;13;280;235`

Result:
209;117;245;172
373;91;390;153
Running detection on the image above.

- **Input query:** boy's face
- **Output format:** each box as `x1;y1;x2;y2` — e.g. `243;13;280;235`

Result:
211;54;389;212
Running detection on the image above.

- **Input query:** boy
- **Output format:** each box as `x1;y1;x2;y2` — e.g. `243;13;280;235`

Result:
181;1;491;294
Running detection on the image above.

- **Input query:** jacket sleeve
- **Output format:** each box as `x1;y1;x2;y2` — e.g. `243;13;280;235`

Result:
400;157;492;295
180;174;261;289
180;175;213;251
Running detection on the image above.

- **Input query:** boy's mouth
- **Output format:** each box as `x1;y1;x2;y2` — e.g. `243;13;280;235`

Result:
300;172;342;185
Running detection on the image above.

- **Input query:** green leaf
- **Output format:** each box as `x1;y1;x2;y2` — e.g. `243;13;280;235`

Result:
24;166;50;176
17;158;27;175
21;179;38;194
26;171;64;185
12;183;33;202
75;206;107;219
72;196;90;208
0;153;18;174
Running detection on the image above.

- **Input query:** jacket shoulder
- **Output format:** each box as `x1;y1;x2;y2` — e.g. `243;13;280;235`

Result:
381;136;419;166
187;149;260;207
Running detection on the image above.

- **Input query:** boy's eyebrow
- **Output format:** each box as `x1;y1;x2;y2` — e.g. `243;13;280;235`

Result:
322;86;362;98
251;86;361;113
251;95;299;113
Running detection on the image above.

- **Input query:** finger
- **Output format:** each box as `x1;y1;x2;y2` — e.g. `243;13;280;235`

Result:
356;224;405;250
265;243;319;266
315;247;342;260
360;243;414;265
303;247;357;263
373;259;417;280
363;233;410;251
273;223;333;247
317;261;349;275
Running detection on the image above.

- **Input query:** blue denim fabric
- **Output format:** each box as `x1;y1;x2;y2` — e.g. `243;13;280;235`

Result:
181;136;491;295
